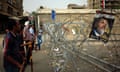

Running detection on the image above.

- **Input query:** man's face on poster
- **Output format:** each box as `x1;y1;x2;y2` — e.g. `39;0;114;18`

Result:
97;19;107;30
96;18;108;35
89;14;115;43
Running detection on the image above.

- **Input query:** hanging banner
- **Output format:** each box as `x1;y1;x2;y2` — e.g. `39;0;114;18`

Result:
89;11;115;43
101;0;105;9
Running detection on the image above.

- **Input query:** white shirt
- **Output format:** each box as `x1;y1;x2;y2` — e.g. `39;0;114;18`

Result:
38;29;43;36
23;26;33;41
29;27;34;35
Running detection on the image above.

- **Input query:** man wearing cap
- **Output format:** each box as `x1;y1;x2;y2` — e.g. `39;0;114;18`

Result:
23;21;33;65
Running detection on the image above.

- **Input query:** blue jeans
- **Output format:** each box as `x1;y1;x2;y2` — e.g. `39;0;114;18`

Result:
37;35;42;49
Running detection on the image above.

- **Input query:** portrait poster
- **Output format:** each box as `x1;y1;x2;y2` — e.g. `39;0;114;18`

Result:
89;13;115;43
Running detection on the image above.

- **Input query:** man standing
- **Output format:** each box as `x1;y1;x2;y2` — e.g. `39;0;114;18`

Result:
37;25;43;50
23;21;33;65
29;24;35;50
3;19;23;72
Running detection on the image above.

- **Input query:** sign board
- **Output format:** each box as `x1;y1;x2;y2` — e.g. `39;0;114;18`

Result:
51;10;56;20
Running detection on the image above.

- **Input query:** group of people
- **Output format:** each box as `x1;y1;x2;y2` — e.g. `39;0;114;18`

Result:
3;18;43;72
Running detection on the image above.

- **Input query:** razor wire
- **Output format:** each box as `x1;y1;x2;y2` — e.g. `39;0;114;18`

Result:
42;15;92;72
41;13;120;72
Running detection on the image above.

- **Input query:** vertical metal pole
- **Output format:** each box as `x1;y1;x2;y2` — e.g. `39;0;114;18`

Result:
111;1;112;13
34;15;38;32
38;15;40;29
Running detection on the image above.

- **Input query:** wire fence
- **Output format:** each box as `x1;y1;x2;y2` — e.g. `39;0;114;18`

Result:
41;14;120;72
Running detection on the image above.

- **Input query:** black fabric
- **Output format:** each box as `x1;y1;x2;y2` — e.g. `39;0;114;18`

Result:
3;32;23;68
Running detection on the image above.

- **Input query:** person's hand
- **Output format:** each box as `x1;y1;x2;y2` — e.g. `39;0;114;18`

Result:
28;44;32;48
19;58;26;72
17;63;24;72
28;41;32;45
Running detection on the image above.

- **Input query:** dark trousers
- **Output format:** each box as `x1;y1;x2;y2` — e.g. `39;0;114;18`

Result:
4;65;19;72
37;35;42;50
25;40;32;64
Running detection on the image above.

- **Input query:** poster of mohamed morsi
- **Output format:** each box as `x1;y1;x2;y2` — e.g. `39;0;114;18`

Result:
89;12;115;43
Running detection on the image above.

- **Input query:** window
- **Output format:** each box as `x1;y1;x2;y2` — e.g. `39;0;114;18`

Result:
7;6;13;15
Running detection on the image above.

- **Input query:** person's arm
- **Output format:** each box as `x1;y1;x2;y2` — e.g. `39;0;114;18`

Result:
20;41;32;47
23;28;26;39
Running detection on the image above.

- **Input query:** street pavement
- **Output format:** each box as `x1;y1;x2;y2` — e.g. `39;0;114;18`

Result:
25;48;53;72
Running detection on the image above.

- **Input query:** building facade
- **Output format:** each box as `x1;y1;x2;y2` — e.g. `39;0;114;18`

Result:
87;0;120;9
0;0;23;33
35;9;120;41
87;0;100;9
104;0;120;9
67;4;86;9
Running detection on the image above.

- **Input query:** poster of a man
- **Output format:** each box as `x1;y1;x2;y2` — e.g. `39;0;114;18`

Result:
89;13;115;43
